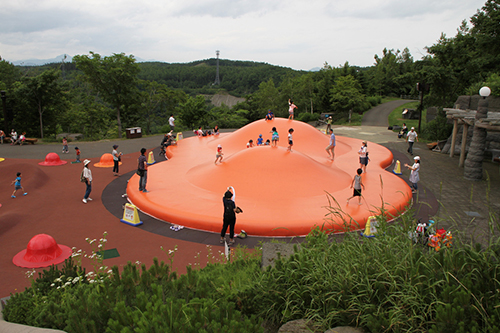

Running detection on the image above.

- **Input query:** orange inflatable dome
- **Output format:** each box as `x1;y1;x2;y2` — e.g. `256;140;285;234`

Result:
127;118;412;237
94;153;122;168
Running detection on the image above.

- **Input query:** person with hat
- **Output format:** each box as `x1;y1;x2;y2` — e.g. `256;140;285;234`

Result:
112;144;123;176
82;160;93;203
358;140;369;173
406;127;418;155
405;156;421;193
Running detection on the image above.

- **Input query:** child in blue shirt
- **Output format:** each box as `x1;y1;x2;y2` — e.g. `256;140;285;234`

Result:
11;172;27;198
257;134;264;146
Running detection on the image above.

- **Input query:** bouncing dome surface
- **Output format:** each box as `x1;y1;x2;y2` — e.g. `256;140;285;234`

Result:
127;118;412;237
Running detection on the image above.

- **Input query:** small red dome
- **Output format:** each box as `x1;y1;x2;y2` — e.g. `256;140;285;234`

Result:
13;234;72;268
38;152;67;166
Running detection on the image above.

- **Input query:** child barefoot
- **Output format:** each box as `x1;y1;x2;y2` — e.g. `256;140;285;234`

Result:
11;172;28;198
271;127;279;147
287;128;294;152
215;144;223;164
347;168;364;205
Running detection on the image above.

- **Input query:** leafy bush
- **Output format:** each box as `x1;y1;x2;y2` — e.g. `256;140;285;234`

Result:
366;95;382;106
4;206;500;333
421;113;453;141
296;112;319;123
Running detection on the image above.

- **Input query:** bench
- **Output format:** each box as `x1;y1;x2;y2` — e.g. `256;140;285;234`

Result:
4;137;38;145
24;138;38;145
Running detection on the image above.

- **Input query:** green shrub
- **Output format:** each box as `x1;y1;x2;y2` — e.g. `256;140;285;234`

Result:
296;112;319;123
366;95;382;107
421;114;453;141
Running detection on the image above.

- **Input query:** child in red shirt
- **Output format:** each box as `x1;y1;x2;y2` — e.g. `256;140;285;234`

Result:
75;147;81;163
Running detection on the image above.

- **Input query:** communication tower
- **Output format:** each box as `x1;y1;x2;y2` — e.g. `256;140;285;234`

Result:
214;50;220;85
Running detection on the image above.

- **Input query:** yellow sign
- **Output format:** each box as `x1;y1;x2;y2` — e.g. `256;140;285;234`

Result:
120;203;143;226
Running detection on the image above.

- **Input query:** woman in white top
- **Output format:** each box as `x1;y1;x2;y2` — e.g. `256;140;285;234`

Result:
358;141;369;173
405;156;420;193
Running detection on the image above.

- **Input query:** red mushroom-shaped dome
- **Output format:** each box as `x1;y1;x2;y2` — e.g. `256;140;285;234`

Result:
38;152;67;166
94;153;121;168
13;234;72;268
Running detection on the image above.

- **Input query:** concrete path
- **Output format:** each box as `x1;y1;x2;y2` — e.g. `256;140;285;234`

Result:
361;99;413;126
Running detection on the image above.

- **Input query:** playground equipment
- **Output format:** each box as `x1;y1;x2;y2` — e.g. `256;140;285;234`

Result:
38;152;67;166
13;234;72;268
126;118;413;237
94;153;121;168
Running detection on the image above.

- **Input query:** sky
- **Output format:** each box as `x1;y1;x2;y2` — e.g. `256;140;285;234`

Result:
0;0;488;71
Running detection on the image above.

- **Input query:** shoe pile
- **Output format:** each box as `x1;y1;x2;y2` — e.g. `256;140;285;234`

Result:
169;225;184;232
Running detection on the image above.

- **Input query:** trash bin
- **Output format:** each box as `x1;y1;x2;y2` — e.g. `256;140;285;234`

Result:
126;127;142;139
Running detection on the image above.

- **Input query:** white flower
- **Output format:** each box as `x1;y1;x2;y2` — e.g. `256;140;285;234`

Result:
50;283;55;287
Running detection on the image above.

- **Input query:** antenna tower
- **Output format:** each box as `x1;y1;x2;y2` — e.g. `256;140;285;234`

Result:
214;50;220;85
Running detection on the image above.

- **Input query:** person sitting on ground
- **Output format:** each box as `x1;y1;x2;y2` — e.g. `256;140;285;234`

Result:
213;125;220;135
247;139;254;148
264;139;271;145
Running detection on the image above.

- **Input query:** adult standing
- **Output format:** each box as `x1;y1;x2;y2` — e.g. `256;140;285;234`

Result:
0;129;5;144
220;189;237;245
112;144;122;176
405;156;421;193
82;160;93;204
358;141;369;173
406;127;418;155
326;128;336;161
326;116;332;133
169;114;175;132
138;148;148;193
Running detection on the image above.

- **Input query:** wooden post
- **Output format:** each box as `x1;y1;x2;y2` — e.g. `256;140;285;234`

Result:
459;123;469;167
450;118;458;158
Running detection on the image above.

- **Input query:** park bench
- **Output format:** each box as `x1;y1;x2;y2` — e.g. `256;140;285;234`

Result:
3;137;38;145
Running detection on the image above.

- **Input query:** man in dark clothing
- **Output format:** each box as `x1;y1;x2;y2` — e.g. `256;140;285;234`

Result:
220;190;236;244
138;148;148;192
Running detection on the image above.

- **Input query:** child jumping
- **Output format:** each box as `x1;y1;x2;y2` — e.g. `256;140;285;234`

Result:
271;127;279;147
215;144;224;164
11;172;28;198
347;168;364;205
287;128;294;152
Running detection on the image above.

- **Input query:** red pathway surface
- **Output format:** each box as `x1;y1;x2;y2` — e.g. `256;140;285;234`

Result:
0;153;214;299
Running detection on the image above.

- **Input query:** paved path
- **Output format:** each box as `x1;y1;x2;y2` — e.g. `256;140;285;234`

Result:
361;99;413;126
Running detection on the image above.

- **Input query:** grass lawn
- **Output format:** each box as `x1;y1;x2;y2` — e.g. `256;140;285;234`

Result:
388;101;426;131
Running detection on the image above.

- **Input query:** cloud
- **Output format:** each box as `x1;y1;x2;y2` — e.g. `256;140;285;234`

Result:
0;0;489;70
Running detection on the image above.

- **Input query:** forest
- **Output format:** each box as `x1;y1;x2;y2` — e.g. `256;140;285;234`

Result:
1;0;499;141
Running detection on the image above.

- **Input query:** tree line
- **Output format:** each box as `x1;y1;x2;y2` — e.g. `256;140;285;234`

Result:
0;0;499;140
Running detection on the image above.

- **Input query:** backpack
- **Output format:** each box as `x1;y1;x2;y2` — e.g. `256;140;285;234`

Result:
80;169;86;182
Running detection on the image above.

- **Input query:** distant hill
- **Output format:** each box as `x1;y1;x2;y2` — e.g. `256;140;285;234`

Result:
11;54;73;66
12;56;305;97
